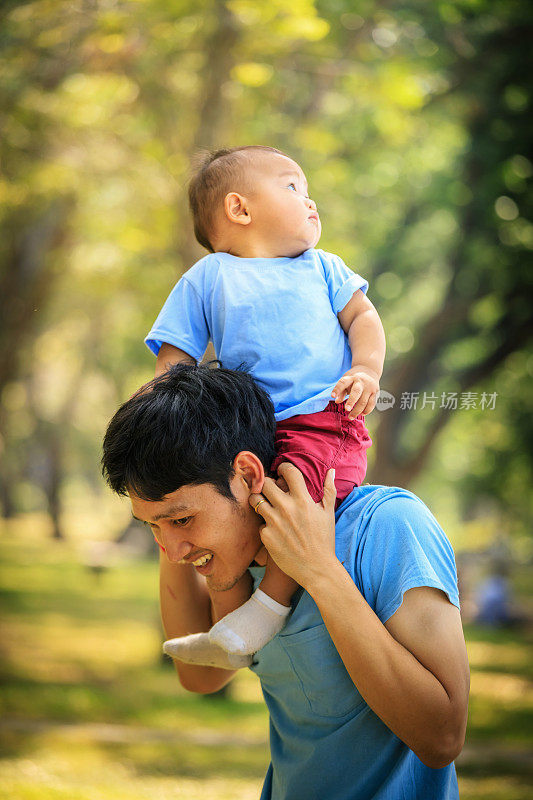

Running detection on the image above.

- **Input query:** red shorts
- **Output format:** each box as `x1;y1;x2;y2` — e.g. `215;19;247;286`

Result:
271;401;372;509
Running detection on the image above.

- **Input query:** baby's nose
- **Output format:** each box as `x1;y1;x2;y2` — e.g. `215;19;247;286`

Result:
307;197;317;211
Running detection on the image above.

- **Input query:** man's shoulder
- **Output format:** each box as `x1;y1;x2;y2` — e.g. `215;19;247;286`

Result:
337;484;426;521
337;486;459;617
335;485;441;550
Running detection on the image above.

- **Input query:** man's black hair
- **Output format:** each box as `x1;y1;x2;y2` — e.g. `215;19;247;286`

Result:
101;363;277;501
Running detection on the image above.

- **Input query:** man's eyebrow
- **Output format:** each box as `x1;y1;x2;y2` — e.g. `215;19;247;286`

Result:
132;504;190;523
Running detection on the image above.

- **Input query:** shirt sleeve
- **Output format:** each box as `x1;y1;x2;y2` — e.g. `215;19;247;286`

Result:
357;494;460;624
318;250;369;314
144;277;210;361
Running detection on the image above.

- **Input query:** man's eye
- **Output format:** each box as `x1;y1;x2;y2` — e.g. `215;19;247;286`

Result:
172;517;192;527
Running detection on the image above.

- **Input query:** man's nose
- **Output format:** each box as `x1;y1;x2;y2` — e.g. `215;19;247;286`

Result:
158;531;193;563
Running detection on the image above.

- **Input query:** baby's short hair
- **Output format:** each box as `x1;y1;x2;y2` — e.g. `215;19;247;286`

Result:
188;145;288;252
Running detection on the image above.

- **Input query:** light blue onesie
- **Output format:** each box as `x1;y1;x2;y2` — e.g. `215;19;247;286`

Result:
145;248;368;421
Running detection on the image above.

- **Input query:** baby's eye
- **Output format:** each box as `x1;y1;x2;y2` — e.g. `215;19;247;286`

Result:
288;182;297;191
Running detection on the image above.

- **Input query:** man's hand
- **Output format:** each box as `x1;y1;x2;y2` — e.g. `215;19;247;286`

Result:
249;463;337;590
331;365;380;418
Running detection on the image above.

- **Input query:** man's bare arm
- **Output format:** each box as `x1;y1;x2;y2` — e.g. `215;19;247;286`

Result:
159;554;252;693
251;464;469;768
311;571;469;768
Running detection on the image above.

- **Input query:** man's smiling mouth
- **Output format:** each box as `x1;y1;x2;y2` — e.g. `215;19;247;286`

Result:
191;553;213;566
178;552;213;567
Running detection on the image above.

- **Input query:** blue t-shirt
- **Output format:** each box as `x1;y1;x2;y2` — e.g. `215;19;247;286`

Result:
145;248;368;421
249;486;461;800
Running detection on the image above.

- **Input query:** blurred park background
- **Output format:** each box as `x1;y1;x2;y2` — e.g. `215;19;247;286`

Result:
1;0;532;798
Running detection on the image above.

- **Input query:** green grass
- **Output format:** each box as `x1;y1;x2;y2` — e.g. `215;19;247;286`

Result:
1;516;532;799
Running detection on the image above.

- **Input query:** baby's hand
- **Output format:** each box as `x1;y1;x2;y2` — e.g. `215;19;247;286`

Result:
331;366;380;419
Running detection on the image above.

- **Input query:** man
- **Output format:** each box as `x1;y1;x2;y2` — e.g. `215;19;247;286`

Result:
102;364;469;800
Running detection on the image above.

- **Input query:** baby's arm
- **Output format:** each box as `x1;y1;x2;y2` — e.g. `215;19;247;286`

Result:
155;342;196;377
332;290;386;419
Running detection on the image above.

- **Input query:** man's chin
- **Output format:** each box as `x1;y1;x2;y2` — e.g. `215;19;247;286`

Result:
206;567;250;592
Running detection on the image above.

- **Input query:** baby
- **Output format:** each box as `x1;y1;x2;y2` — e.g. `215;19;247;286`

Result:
145;145;386;664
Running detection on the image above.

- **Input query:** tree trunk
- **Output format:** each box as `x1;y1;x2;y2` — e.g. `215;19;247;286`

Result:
0;199;73;401
368;19;532;487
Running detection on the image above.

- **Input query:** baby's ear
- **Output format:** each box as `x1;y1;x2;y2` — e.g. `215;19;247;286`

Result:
224;192;251;225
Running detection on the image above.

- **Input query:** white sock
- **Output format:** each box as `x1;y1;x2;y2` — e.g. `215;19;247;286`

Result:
163;632;252;669
208;589;291;655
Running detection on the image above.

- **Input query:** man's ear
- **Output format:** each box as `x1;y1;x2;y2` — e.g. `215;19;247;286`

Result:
232;451;265;494
224;192;252;226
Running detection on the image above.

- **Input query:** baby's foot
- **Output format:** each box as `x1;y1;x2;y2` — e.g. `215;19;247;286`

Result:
209;589;291;655
163;632;252;669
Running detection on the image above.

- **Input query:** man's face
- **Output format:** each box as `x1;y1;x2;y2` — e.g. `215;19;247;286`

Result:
245;152;322;257
130;475;263;591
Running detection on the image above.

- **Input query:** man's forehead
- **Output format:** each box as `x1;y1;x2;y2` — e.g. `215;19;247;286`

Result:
129;483;213;520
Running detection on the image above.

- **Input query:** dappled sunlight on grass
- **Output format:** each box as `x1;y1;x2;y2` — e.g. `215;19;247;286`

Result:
467;639;531;673
463;626;533;752
1;751;263;799
2;616;162;683
1;519;532;799
458;776;533;800
470;670;532;704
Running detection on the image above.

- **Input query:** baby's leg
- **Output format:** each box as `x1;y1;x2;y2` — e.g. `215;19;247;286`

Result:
273;402;371;505
209;554;296;655
159;559;255;668
260;553;299;606
208;405;370;658
163;633;252;669
210;408;364;656
208;478;296;656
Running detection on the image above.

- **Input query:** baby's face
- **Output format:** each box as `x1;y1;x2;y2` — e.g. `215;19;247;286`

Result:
240;152;321;257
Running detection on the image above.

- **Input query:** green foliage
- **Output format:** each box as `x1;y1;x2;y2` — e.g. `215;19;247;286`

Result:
0;0;531;544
